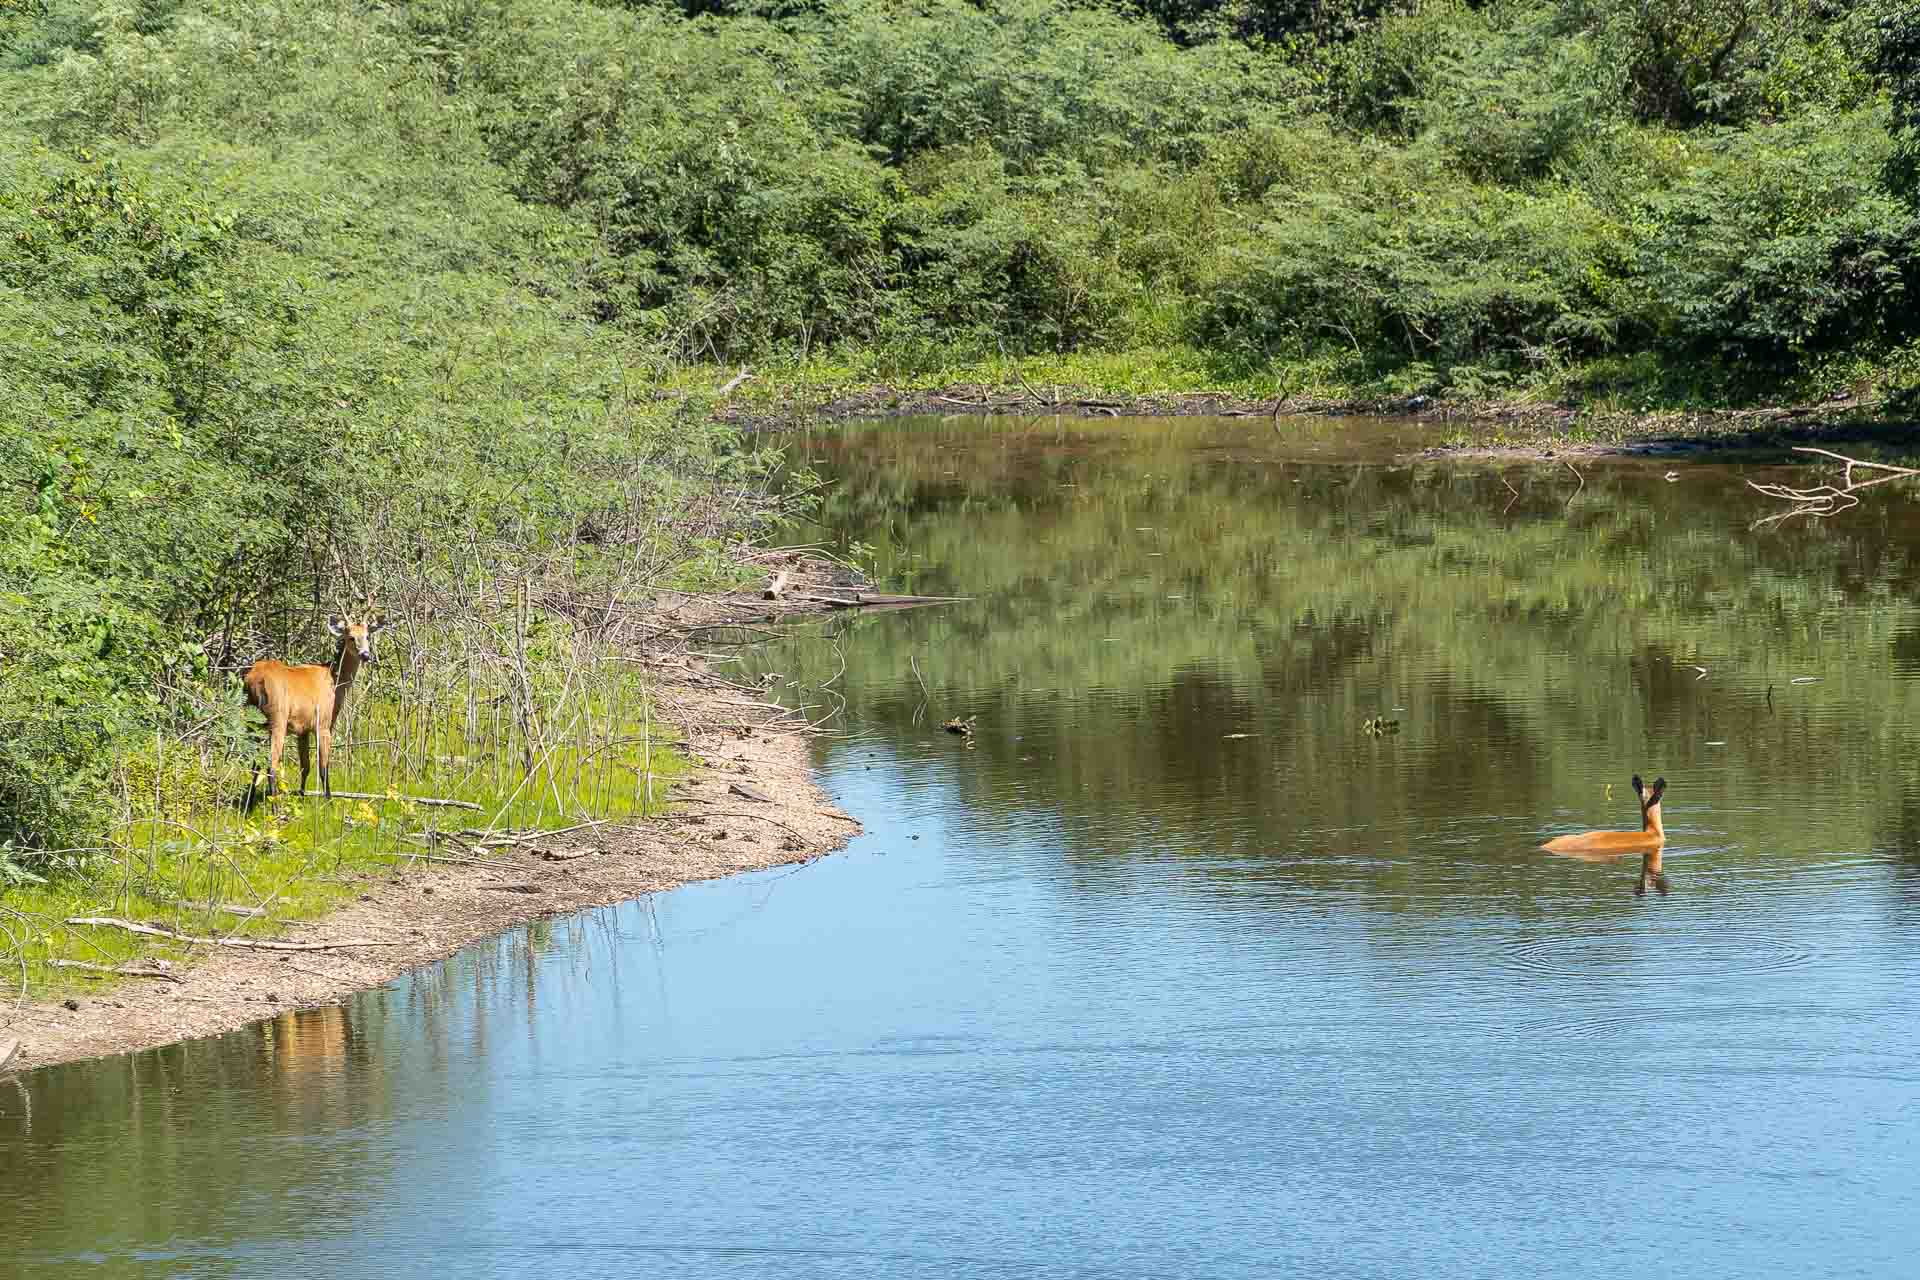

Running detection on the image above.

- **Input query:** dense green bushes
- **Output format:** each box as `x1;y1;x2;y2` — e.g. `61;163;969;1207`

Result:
1636;108;1916;363
1199;146;1630;374
422;0;1920;377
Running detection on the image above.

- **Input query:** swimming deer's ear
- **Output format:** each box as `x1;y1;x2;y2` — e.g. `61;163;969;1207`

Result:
1631;775;1645;798
1648;778;1666;804
326;615;346;637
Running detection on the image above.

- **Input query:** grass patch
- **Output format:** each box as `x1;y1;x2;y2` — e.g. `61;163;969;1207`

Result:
2;637;690;998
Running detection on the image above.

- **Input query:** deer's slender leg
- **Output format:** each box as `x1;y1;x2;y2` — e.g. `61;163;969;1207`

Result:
317;725;334;801
296;732;312;797
265;716;287;799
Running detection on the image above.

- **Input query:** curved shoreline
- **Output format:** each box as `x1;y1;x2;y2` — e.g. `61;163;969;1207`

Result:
1;660;862;1075
717;378;1911;458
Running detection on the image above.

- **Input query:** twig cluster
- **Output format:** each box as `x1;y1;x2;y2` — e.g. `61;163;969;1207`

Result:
1748;447;1920;528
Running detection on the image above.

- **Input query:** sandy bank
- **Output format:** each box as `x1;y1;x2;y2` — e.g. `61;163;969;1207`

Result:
2;572;865;1073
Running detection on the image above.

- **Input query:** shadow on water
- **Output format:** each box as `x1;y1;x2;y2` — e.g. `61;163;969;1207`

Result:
5;415;1920;1278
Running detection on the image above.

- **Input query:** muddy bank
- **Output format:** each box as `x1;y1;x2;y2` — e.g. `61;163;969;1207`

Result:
715;378;1911;457
2;561;868;1074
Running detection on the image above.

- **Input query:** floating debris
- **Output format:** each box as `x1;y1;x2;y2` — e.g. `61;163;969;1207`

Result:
1362;716;1402;737
1791;677;1821;685
942;716;976;737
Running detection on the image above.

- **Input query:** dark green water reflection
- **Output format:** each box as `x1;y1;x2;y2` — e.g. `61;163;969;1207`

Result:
3;415;1918;1277
785;416;1920;889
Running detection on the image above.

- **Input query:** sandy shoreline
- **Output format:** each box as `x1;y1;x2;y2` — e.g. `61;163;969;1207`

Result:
1;626;862;1074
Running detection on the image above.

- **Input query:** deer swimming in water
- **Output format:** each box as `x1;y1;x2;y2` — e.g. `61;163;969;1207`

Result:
1542;775;1666;855
243;612;386;809
1543;776;1670;894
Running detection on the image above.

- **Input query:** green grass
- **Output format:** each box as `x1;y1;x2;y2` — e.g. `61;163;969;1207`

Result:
696;338;1920;427
3;652;690;996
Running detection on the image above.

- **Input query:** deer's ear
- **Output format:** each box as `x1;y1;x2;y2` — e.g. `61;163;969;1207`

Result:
326;616;346;637
368;616;388;635
1649;777;1667;803
1631;775;1644;797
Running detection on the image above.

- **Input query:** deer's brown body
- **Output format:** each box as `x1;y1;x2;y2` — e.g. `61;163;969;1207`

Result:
1542;775;1666;855
1544;776;1670;895
243;615;384;807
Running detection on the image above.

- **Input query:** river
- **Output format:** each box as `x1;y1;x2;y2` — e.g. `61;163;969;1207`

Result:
4;415;1918;1277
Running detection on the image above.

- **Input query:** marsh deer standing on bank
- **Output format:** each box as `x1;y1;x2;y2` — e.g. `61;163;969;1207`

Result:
243;613;386;809
1543;775;1671;894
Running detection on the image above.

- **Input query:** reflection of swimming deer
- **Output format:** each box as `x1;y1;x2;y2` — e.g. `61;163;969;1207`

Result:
1543;776;1670;895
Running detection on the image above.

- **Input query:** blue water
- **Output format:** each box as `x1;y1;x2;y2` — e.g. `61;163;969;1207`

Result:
5;416;1919;1278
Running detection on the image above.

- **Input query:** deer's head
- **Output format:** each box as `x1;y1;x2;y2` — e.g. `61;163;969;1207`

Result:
327;614;388;666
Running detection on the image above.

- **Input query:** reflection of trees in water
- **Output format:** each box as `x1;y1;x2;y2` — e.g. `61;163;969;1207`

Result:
0;1000;396;1255
775;416;1920;908
0;913;626;1259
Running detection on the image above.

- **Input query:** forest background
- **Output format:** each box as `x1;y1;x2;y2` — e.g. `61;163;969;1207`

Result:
2;0;1919;973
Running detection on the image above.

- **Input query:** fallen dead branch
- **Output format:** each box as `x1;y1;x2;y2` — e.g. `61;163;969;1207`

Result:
49;959;184;984
1562;459;1584;504
465;818;613;849
671;809;809;841
782;591;969;609
1748;447;1920;527
395;838;505;866
293;788;483;811
65;918;402;951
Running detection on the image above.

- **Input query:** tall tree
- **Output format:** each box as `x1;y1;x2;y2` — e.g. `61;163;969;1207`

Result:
1875;0;1920;198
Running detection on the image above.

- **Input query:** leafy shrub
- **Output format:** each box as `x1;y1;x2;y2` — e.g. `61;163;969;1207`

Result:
812;0;1299;172
886;149;1132;354
1310;0;1476;133
1633;109;1919;364
1572;0;1874;128
1874;0;1920;198
1198;139;1630;373
1412;4;1622;182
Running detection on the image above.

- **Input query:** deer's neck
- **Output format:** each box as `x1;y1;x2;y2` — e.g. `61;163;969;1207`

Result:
331;641;365;717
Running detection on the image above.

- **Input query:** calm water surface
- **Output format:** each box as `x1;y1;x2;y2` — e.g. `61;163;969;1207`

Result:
5;416;1919;1278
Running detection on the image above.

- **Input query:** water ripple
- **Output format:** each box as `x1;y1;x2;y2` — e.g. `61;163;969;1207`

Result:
1497;928;1816;982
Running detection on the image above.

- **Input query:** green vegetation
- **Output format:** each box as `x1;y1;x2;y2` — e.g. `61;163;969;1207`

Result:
0;0;790;987
3;0;1918;989
220;0;1920;405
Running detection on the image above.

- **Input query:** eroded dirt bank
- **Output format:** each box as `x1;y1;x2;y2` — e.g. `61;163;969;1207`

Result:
2;572;865;1073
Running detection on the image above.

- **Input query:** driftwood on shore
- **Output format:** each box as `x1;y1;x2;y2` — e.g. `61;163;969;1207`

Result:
296;788;483;811
65;917;402;952
49;959;184;984
0;1037;19;1074
780;590;969;610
